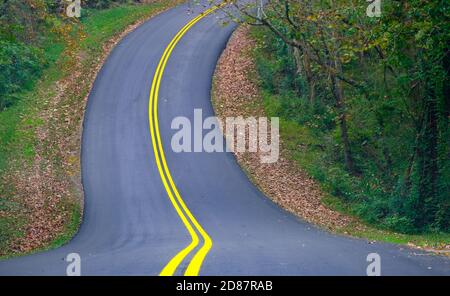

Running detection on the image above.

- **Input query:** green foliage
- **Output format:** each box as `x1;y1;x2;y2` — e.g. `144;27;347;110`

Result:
84;0;135;9
0;0;143;111
0;41;46;109
0;0;60;110
250;0;449;234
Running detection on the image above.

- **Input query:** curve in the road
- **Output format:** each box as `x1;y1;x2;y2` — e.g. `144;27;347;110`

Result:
0;1;448;276
149;4;224;276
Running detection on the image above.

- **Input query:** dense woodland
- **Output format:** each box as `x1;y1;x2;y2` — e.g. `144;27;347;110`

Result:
233;0;449;233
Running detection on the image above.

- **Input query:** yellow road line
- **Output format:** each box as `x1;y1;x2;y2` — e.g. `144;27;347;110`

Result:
150;10;208;278
148;5;224;276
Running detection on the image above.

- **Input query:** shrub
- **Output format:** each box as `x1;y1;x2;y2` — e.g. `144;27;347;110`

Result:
0;40;46;109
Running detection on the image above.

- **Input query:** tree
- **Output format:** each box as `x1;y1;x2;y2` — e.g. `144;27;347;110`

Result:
215;0;449;232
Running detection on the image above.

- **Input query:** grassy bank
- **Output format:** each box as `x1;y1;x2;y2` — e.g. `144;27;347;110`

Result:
0;1;182;258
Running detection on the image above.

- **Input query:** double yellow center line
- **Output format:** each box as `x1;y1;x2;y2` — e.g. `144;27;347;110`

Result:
148;4;224;276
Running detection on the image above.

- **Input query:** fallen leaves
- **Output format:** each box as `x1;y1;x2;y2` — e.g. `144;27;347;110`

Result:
212;26;355;231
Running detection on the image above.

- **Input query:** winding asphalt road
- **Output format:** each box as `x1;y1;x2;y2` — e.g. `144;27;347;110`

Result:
0;1;449;275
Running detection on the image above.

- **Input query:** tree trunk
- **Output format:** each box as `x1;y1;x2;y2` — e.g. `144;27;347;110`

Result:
293;43;315;103
415;60;440;227
444;46;450;119
330;71;355;174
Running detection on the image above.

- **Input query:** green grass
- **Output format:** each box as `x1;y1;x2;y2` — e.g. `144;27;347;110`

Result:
47;202;82;250
321;193;450;249
0;34;64;171
0;1;182;257
0;214;26;254
81;3;172;51
0;34;65;253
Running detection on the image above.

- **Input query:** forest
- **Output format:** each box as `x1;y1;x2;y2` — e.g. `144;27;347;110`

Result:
236;0;449;233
